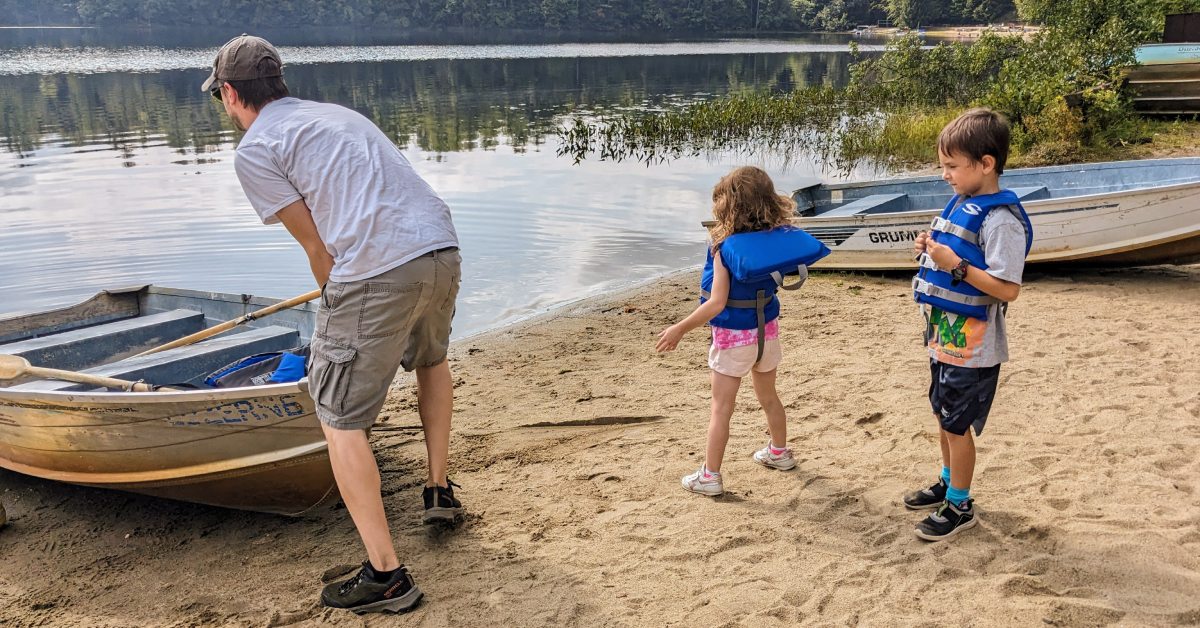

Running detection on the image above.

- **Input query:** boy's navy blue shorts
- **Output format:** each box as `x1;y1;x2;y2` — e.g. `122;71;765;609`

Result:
928;359;1001;436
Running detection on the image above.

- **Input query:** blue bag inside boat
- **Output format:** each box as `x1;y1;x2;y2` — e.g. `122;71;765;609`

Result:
721;225;831;283
205;346;309;388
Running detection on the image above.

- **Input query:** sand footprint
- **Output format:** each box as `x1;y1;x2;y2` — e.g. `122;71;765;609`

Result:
1026;455;1059;472
1043;600;1126;626
1046;498;1071;511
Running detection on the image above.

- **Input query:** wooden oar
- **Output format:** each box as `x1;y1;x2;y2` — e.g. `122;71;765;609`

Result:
134;288;321;357
0;354;162;392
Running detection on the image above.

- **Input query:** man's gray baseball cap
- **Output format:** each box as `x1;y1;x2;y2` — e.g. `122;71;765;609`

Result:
200;34;283;92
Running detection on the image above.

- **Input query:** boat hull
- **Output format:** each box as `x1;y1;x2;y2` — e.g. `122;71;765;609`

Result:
0;384;335;515
796;181;1200;271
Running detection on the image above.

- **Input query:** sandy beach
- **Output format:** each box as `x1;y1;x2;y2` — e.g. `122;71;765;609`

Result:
1;265;1198;627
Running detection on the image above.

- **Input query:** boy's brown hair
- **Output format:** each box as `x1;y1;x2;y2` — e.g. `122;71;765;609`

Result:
937;108;1011;174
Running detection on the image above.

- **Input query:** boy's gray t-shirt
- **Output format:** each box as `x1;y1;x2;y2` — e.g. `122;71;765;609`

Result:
234;97;458;283
923;205;1028;368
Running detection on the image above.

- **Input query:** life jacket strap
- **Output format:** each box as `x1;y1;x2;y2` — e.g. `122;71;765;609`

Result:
700;290;760;309
753;289;767;364
930;216;979;244
916;252;940;272
773;265;809;291
912;277;999;307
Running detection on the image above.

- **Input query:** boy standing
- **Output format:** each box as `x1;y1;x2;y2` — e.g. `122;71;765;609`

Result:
906;108;1033;541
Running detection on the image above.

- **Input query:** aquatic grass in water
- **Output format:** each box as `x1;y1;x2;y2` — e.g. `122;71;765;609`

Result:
556;87;949;173
845;107;961;166
559;86;872;171
555;34;1025;172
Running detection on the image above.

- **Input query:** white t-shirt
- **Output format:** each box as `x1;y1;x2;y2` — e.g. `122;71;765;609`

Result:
234;97;458;282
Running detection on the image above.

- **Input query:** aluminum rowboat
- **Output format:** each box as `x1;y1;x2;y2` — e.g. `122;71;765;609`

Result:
0;286;336;516
789;157;1200;270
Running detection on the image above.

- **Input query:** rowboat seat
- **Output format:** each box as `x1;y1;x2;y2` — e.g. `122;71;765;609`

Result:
0;309;205;373
820;193;908;217
12;325;302;392
1010;186;1050;201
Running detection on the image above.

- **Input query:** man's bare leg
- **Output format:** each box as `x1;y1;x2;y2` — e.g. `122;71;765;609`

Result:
416;359;453;488
321;424;399;571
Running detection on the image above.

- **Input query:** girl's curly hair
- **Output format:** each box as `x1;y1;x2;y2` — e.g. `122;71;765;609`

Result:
708;166;796;252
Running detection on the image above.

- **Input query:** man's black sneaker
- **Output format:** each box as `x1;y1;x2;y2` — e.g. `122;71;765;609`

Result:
422;479;465;525
903;477;948;510
914;498;978;541
320;561;423;614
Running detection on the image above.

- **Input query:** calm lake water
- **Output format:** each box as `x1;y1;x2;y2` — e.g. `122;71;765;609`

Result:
0;28;887;337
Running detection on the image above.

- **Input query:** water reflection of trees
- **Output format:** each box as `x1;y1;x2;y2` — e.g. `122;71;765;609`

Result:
0;52;852;158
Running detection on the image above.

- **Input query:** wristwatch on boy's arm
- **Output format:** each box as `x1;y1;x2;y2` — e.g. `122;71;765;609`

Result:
950;258;970;285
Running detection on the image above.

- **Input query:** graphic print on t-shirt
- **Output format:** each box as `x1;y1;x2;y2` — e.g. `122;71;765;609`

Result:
926;306;987;366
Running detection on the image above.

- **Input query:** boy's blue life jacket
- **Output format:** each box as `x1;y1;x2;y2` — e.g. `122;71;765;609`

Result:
912;189;1034;320
701;225;832;362
204;346;309;388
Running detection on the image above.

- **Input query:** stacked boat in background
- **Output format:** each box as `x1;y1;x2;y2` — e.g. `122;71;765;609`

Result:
1129;12;1200;115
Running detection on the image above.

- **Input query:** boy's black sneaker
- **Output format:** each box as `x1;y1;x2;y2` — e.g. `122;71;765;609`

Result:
422;479;464;525
914;498;978;541
902;477;947;510
320;561;423;614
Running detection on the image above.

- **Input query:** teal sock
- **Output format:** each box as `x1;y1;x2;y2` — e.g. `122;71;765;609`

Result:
940;466;951;484
946;485;970;507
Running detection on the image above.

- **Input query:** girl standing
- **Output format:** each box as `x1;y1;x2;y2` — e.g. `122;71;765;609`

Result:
657;166;825;496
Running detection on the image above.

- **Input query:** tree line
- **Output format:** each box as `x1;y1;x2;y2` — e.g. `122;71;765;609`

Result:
1;0;1025;32
0;51;852;156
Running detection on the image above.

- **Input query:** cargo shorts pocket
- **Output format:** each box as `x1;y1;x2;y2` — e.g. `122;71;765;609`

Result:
358;282;424;339
310;339;357;416
317;282;347;337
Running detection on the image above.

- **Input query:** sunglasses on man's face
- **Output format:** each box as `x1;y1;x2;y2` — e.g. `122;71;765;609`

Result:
210;84;223;102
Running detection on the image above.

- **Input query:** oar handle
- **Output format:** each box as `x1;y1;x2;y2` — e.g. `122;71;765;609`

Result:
134;288;321;357
26;365;164;392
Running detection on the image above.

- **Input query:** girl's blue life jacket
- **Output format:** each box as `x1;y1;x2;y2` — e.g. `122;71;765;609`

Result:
701;225;832;362
204;346;309;388
912;189;1034;320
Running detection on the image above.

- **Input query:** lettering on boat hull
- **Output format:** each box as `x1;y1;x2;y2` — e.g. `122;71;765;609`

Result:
868;230;923;244
169;394;309;427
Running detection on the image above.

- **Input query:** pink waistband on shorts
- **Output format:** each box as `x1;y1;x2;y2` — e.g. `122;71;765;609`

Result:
711;319;779;350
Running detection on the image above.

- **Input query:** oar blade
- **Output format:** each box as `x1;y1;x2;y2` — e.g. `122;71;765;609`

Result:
0;354;31;381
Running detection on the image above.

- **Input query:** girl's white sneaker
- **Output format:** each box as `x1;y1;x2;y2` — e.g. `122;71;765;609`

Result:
681;467;724;496
753;444;797;470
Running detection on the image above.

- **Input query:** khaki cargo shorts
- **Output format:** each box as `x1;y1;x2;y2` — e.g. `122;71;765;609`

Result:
309;247;461;430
